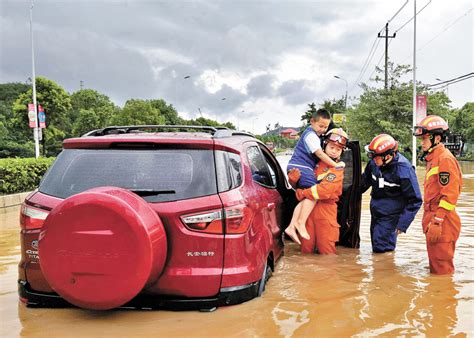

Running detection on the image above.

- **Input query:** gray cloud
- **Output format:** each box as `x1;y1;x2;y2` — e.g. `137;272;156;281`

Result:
277;80;315;105
1;0;472;129
247;74;276;98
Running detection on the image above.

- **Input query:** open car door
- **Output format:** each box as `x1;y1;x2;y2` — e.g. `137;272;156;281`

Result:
337;141;362;248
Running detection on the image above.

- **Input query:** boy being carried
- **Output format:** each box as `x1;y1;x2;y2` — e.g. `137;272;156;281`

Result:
285;109;345;244
288;128;349;253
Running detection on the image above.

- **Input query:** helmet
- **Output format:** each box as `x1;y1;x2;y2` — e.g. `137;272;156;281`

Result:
365;134;398;159
413;115;449;137
324;128;348;149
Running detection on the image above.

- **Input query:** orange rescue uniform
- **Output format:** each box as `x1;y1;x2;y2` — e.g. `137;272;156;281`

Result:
298;162;344;254
423;143;463;274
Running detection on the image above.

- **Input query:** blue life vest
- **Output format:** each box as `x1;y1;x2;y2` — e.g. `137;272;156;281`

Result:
287;127;320;172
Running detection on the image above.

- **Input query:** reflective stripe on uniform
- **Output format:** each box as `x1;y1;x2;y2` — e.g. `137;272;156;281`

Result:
373;135;392;149
426;166;439;179
439;199;456;211
383;181;400;187
317;173;328;181
311;185;319;200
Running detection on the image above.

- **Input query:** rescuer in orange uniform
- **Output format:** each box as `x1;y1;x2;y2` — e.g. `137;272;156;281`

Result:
414;115;463;275
287;128;348;254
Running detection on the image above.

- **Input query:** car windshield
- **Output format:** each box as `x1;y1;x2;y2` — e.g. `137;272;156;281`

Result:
39;148;217;202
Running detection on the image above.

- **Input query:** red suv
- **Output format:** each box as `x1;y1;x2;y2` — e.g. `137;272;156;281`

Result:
18;125;361;311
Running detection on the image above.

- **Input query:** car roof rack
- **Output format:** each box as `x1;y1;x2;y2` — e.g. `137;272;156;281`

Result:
83;125;255;139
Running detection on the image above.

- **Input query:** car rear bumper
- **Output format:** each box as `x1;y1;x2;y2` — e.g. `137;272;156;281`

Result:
18;279;260;311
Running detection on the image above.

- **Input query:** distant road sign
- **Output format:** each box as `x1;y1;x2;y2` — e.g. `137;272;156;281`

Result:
333;114;346;124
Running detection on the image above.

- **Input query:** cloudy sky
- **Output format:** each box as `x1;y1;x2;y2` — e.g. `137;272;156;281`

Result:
1;0;472;133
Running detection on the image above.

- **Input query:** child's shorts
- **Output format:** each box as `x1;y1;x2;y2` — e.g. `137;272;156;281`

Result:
287;164;317;189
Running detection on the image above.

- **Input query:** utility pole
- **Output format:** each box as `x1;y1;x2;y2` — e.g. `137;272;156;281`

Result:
412;0;417;167
30;0;40;159
378;23;396;90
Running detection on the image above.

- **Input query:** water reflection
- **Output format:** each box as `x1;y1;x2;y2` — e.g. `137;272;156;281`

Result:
0;161;472;337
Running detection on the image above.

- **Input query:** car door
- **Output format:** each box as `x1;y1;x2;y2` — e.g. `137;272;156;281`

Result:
337;140;362;248
246;145;285;249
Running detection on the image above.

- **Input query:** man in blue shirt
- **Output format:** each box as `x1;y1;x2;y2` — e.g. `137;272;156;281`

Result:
361;134;422;253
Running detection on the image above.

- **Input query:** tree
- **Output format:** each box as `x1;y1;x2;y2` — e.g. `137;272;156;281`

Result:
149;99;183;125
70;89;117;135
299;99;346;131
110;99;165;125
449;102;474;143
0;82;32;157
345;63;451;160
11;77;72;156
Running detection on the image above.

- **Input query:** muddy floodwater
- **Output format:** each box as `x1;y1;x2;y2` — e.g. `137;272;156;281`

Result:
1;161;473;337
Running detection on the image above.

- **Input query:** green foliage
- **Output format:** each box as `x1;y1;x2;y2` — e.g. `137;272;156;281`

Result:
110;99;166;125
70;89;117;135
0;157;55;194
345;63;451;154
448;102;474;142
0;82;30;102
185;116;234;129
257;134;297;149
0;82;31;158
299;98;346;131
149;99;183;125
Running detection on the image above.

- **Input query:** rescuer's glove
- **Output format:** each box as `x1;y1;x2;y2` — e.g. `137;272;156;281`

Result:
296;187;316;202
287;168;301;189
427;216;444;243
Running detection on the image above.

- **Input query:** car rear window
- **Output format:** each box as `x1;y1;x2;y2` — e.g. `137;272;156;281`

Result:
39;148;217;202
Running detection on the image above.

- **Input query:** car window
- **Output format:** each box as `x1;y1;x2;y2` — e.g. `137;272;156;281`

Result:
39;148;217;202
340;148;354;189
216;150;242;192
247;146;273;187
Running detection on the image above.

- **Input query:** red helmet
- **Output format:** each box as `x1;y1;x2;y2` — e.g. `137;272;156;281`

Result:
365;134;398;159
413;115;449;137
324;128;348;149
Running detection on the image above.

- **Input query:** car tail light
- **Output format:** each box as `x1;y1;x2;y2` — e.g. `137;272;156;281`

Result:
20;204;49;230
181;210;224;234
224;206;253;234
181;205;253;234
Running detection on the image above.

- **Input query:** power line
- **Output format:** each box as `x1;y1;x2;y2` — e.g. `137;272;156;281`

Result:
368;40;394;81
350;1;411;93
417;7;473;51
442;74;474;86
400;7;473;62
387;0;410;24
427;72;474;87
393;0;432;34
349;38;381;93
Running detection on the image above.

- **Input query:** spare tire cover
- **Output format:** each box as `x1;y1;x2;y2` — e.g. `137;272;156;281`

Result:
39;187;167;310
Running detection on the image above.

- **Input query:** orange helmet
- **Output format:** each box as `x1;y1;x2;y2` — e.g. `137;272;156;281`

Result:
413;115;449;137
324;128;348;149
365;134;398;159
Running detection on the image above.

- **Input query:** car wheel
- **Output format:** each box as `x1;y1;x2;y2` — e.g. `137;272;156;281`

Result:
257;258;272;297
39;187;168;310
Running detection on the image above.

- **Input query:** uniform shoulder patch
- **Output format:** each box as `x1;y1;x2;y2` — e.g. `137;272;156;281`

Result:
439;172;450;186
326;173;336;182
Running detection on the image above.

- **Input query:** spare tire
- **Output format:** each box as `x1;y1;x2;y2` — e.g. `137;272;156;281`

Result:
39;187;167;310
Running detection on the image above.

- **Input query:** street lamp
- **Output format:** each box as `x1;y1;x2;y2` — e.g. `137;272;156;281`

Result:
435;78;449;97
334;75;348;110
